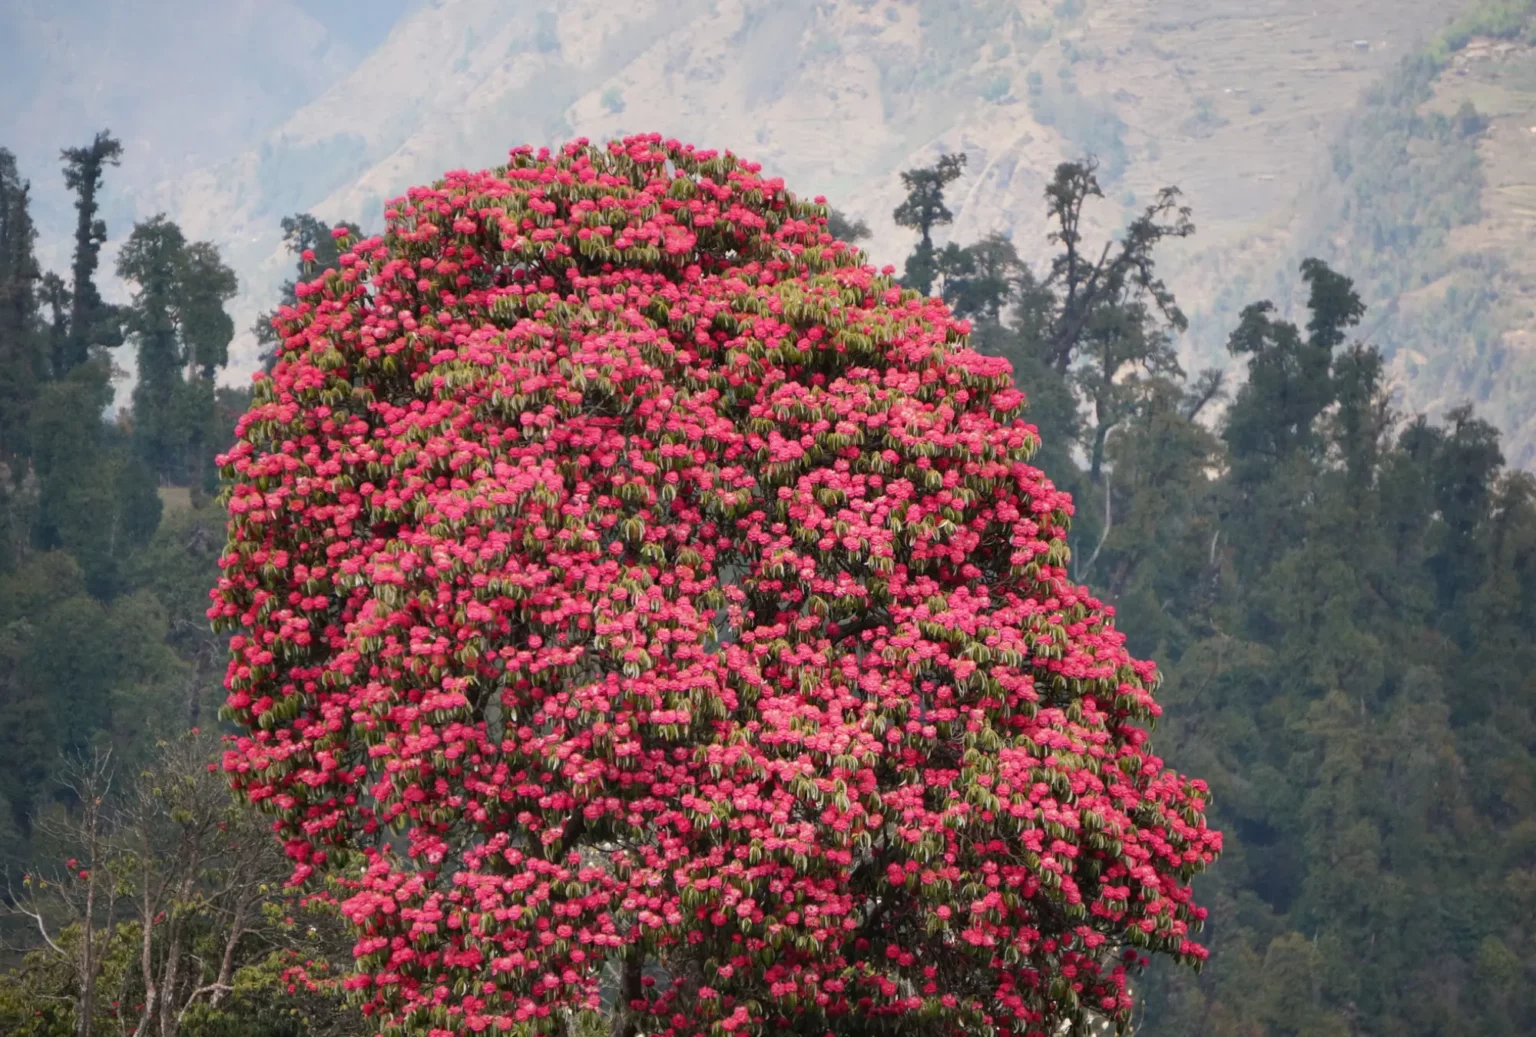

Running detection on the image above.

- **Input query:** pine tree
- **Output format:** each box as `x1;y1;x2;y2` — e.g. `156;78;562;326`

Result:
892;152;966;296
118;215;186;481
0;148;45;467
57;131;124;376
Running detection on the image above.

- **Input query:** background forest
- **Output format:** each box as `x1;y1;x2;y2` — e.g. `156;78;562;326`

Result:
0;4;1534;1037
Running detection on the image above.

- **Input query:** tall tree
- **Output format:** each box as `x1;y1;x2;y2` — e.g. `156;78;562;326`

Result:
118;216;187;482
0;149;45;467
213;135;1221;1037
1035;159;1194;378
38;271;70;382
1223;258;1365;480
173;240;237;504
938;230;1024;325
118;219;238;496
58;131;124;376
892;152;966;296
0;151;50;574
1220;258;1366;580
175;241;237;381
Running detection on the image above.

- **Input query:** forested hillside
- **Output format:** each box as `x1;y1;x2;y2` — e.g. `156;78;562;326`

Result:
0;121;1532;1035
0;134;370;1037
0;131;242;830
86;0;1536;465
871;149;1536;1033
0;4;1532;1036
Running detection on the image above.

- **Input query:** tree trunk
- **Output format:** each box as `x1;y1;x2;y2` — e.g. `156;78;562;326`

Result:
1089;418;1112;484
208;893;252;1008
158;869;198;1037
609;947;644;1037
133;874;157;1037
77;795;102;1037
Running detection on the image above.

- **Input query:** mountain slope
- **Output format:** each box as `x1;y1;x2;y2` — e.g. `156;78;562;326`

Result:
132;0;1535;454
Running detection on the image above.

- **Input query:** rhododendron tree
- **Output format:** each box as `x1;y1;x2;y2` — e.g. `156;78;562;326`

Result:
210;134;1221;1037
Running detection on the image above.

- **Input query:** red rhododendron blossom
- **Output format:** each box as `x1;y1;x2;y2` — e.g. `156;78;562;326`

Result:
211;134;1220;1037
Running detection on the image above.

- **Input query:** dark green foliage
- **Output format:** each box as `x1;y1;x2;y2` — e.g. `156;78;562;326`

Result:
1223;259;1365;483
883;154;1536;1037
891;157;1198;490
28;365;161;595
826;207;870;244
117;216;239;494
57;131;124;376
1132;266;1536;1037
892;152;966;296
175;242;238;502
0;138;242;898
119;215;186;479
0;149;46;469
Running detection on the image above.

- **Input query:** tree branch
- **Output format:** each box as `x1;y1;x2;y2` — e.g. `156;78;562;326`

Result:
174;984;232;1029
11;897;67;959
827;609;892;645
1078;466;1113;584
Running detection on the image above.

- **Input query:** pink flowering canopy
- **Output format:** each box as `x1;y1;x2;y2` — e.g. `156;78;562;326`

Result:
211;134;1221;1037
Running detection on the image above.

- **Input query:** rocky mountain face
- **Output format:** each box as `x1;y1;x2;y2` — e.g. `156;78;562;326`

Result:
17;0;1536;461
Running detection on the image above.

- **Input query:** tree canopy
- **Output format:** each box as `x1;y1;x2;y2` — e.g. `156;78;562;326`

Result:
212;135;1221;1037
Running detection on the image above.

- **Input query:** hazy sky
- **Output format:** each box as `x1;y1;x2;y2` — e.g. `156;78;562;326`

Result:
0;0;421;248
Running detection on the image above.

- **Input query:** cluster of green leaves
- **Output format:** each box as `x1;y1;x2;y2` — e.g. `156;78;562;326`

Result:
885;149;1536;1036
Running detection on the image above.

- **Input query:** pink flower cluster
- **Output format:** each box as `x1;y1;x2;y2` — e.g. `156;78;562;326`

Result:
211;134;1220;1037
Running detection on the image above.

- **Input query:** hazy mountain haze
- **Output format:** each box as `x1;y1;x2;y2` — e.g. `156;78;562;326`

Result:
7;0;1536;459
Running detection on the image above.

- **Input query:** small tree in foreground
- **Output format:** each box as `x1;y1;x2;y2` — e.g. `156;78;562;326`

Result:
210;135;1221;1037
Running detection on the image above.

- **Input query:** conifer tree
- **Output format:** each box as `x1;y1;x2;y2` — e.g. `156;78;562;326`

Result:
119;215;186;480
58;131;124;375
0;149;45;468
893;152;966;296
